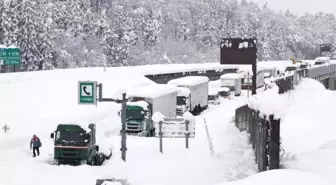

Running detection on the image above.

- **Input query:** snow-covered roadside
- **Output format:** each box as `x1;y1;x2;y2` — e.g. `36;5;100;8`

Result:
231;78;336;185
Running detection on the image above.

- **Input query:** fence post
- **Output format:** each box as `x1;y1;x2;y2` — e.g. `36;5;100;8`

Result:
269;115;280;170
185;120;189;149
159;121;163;153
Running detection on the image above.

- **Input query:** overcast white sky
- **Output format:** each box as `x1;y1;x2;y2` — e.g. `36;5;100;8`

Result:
250;0;336;15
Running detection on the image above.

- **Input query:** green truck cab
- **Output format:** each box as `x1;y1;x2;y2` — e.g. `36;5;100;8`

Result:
125;100;155;137
50;123;100;166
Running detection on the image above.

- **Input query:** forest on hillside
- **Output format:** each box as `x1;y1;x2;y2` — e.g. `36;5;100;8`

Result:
0;0;336;71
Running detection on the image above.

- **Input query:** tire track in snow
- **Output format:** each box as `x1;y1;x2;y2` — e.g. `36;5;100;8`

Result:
203;117;216;156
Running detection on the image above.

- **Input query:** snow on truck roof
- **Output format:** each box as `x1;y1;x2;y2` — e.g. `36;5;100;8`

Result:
127;84;178;99
176;87;191;96
167;76;209;86
315;57;330;61
127;100;149;110
220;73;243;79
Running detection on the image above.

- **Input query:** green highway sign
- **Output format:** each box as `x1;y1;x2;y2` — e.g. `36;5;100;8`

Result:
0;47;21;65
78;81;97;105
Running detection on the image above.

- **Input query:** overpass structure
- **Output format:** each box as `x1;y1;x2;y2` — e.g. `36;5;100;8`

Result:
144;62;336;90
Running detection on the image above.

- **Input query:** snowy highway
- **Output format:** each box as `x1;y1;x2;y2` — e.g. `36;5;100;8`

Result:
1;61;336;185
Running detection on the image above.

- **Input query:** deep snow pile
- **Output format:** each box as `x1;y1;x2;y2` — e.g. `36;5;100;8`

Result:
247;78;336;152
244;78;336;184
279;79;336;183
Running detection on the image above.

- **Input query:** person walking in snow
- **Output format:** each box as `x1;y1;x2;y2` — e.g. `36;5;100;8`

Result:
30;134;42;157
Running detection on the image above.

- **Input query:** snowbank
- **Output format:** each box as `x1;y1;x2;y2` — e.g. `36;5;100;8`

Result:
127;84;178;99
247;85;288;119
280;78;336;153
283;141;336;183
152;112;166;123
183;112;195;123
217;169;333;185
168;76;209;87
247;78;336;153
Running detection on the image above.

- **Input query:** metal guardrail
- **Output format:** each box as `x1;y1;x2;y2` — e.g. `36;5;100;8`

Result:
235;105;280;172
307;63;336;80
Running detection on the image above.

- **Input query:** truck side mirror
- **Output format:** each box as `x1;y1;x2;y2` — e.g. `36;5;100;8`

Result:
50;133;54;139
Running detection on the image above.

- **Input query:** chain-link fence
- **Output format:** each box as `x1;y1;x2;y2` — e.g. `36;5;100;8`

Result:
235;105;280;172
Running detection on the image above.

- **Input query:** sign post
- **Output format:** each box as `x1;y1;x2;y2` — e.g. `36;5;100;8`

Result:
120;93;127;161
78;81;128;162
78;81;97;105
0;47;21;73
185;120;189;149
320;44;332;57
159;121;163;153
156;118;195;152
220;38;258;95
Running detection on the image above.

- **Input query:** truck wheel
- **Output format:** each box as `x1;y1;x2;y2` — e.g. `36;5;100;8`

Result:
151;129;155;137
90;156;97;166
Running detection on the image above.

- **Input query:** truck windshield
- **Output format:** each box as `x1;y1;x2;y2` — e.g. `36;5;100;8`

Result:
55;131;87;145
126;110;145;119
243;78;252;84
177;96;186;105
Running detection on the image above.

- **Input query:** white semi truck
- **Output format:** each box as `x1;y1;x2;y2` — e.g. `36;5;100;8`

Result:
125;84;178;136
168;76;209;116
240;70;265;90
220;73;242;96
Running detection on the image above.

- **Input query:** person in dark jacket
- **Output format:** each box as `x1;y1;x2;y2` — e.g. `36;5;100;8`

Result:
197;104;202;115
30;134;42;157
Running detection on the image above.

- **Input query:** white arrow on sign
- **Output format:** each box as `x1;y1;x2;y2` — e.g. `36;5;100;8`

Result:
81;85;93;96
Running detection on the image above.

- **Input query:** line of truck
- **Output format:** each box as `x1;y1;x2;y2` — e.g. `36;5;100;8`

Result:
123;67;280;137
123;76;211;136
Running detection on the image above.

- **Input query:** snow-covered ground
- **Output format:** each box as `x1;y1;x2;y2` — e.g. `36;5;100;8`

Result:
0;63;257;185
1;61;336;185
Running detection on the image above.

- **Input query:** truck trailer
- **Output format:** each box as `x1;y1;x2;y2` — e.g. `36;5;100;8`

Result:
220;73;242;96
240;71;265;90
125;84;178;136
168;76;209;116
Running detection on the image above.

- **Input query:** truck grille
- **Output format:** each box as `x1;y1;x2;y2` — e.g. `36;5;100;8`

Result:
63;153;77;156
176;108;184;116
126;123;142;132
